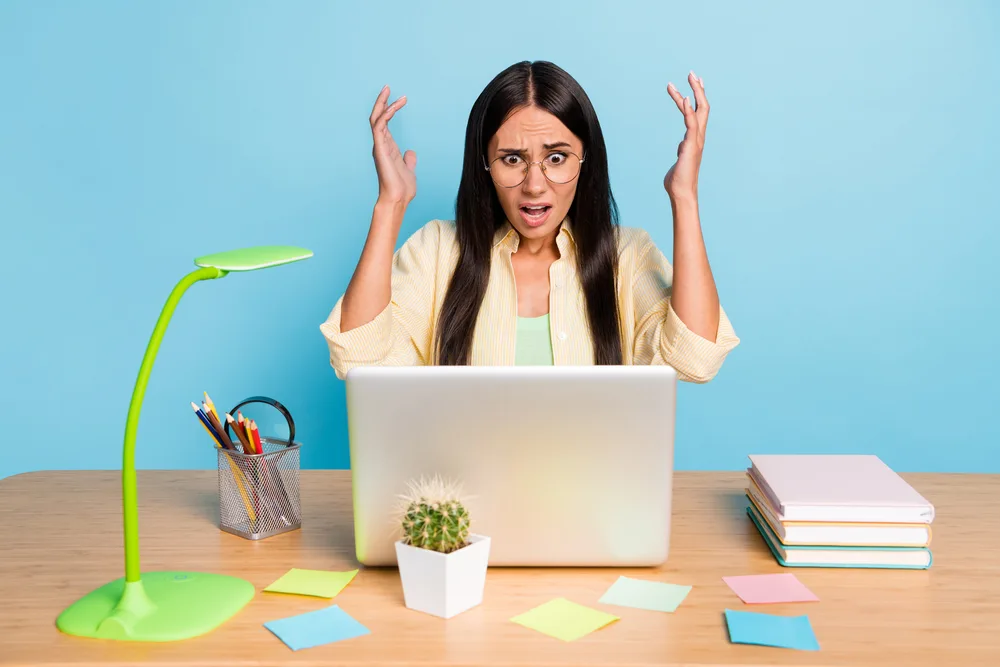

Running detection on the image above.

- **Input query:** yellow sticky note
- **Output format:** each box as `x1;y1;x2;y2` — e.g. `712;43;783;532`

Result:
510;598;619;641
263;568;359;598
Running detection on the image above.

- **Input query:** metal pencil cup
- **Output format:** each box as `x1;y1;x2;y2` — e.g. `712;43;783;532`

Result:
217;436;302;540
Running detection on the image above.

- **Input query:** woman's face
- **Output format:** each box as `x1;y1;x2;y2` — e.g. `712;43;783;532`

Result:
486;105;584;244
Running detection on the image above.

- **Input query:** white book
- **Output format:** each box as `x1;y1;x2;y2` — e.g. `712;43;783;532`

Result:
746;478;932;546
747;503;933;569
747;454;935;524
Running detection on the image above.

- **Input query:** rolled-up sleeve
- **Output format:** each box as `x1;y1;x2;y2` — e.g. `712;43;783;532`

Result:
629;232;740;383
319;220;441;379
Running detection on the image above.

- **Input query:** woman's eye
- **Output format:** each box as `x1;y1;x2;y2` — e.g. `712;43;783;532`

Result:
547;153;566;164
502;155;522;166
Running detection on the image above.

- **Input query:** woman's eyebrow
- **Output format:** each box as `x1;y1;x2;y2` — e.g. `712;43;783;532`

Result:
497;142;572;153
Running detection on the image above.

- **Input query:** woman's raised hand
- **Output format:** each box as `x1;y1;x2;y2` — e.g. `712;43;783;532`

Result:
663;71;708;201
370;85;417;206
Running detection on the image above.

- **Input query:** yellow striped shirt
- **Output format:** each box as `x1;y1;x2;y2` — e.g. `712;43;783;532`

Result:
320;217;740;383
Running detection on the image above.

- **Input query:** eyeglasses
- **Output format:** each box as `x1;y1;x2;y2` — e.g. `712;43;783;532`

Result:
484;151;585;188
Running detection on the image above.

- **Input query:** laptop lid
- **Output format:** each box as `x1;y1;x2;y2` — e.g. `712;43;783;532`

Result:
344;364;677;566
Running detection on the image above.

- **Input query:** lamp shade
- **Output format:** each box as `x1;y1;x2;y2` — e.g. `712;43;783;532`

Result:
194;245;313;272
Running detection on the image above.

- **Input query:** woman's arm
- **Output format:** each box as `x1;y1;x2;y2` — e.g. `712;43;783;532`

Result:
662;71;721;343
669;195;720;342
340;198;407;332
320;85;437;379
341;85;418;332
320;218;442;379
626;228;738;383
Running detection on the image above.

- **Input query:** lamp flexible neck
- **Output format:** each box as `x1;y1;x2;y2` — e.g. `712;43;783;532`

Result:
122;266;225;582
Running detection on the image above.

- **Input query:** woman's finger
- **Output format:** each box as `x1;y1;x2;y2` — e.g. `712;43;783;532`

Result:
666;82;685;114
688;71;709;125
669;82;698;135
370;85;390;128
682;96;697;133
403;149;417;171
375;95;407;132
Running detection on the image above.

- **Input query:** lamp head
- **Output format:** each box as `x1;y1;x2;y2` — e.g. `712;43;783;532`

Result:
194;246;313;275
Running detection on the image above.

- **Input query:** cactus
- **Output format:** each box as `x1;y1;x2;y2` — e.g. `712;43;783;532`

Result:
397;475;470;554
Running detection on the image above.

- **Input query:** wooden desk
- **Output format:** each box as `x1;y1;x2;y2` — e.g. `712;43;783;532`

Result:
1;470;998;666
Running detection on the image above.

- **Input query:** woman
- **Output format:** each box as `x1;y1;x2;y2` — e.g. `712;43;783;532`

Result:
320;60;739;383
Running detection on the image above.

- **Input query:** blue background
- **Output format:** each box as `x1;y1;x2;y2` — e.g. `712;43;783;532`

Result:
2;1;998;480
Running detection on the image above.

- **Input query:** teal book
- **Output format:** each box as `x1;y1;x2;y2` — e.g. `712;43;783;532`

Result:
747;502;932;569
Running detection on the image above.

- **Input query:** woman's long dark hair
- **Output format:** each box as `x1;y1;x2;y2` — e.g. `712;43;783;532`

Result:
434;60;622;365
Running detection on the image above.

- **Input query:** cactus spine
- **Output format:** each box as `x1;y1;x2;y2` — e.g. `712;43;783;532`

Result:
398;475;470;553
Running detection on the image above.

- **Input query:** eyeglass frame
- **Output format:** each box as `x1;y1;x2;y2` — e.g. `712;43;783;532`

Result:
482;150;586;188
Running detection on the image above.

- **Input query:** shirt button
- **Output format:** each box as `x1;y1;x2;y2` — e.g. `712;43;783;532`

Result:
558;331;568;341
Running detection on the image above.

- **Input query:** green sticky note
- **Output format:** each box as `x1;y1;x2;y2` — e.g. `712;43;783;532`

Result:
264;568;359;598
598;575;692;612
510;598;619;641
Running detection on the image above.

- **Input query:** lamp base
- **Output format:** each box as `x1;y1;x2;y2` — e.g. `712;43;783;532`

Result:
56;571;255;642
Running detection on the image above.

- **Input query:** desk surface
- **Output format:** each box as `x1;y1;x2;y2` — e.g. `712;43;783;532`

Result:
1;470;998;667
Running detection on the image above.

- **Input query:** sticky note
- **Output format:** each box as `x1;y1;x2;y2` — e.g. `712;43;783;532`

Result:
510;598;619;641
598;575;692;612
724;608;819;650
264;568;359;598
722;573;818;604
264;604;370;651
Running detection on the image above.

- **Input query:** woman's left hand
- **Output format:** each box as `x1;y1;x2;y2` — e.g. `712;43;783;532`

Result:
663;71;709;201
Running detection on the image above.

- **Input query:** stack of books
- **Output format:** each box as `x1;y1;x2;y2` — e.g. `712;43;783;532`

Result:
745;454;934;569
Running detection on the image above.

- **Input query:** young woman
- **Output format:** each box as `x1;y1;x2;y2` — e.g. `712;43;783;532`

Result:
320;60;739;383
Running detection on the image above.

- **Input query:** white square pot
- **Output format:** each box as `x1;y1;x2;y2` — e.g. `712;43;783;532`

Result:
395;534;491;619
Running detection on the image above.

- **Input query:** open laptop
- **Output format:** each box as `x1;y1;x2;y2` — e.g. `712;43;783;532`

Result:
344;364;677;566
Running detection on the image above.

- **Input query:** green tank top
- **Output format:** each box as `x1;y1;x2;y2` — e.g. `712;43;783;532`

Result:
514;313;554;365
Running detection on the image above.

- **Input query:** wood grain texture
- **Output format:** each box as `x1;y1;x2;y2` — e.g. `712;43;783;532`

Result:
1;470;998;666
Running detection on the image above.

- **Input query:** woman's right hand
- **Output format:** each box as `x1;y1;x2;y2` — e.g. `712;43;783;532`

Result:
370;85;416;206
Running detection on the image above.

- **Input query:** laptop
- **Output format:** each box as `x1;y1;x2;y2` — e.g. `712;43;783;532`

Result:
344;364;677;566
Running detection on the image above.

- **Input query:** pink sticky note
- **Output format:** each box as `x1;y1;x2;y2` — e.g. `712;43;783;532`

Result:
722;573;819;604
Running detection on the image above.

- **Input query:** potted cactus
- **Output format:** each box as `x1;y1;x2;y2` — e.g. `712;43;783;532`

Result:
394;475;491;619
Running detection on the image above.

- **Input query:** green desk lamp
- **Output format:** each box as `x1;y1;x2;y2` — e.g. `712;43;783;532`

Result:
56;245;312;642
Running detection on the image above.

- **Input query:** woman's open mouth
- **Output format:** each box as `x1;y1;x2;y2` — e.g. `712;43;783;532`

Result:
519;204;552;227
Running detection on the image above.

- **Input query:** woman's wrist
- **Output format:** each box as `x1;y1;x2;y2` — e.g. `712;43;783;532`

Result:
374;196;409;214
668;188;698;206
669;191;700;225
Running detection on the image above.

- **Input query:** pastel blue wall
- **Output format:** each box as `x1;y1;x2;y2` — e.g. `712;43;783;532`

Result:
2;1;998;480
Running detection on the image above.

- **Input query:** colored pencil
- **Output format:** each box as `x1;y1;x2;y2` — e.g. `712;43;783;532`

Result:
203;401;234;449
250;419;262;454
219;446;258;529
225;412;265;525
227;413;253;454
192;403;223;447
239;412;256;455
251;417;296;525
240;412;278;525
210;405;294;531
203;392;220;421
193;402;257;529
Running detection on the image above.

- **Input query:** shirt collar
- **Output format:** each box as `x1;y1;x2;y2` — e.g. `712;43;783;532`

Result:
492;215;576;253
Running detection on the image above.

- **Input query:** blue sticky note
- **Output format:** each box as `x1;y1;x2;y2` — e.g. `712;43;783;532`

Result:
724;608;819;651
264;604;370;651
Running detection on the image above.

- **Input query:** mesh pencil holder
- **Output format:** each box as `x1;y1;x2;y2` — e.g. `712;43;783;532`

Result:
217;396;302;540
